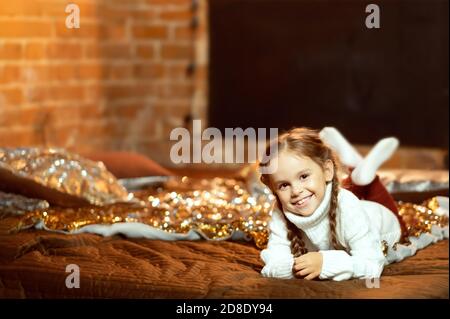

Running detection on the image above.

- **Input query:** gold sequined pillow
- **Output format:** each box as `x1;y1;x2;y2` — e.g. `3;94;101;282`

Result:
0;148;131;207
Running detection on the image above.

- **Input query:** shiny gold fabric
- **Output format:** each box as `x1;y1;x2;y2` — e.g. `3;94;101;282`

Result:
0;191;49;218
398;198;449;238
9;178;448;249
12;176;274;248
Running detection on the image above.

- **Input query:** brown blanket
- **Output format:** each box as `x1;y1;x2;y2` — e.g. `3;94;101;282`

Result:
0;216;447;299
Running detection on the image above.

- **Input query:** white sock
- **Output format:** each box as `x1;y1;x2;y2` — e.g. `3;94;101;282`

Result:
351;137;399;186
319;127;363;168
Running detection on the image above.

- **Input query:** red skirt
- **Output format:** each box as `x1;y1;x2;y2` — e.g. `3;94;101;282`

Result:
341;175;409;242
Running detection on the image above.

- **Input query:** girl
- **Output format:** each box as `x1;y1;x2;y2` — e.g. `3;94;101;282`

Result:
259;127;447;281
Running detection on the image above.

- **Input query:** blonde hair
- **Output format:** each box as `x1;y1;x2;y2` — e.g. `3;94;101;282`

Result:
260;127;345;260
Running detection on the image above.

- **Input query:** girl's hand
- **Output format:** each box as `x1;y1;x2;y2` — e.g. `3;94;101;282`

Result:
293;252;323;280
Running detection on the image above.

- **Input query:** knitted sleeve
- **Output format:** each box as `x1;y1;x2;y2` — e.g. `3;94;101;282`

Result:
319;194;386;281
260;210;295;279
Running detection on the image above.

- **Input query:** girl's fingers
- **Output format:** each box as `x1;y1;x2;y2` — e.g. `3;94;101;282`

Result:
305;272;319;280
298;268;312;277
293;261;307;271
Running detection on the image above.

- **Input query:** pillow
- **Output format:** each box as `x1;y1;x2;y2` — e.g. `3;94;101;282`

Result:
377;169;449;203
0;148;130;207
82;151;174;179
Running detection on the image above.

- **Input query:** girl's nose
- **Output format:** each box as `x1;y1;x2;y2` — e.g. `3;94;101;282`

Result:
291;184;303;197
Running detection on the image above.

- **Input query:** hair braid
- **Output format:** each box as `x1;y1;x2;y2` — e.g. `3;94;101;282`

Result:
328;163;345;251
271;196;307;257
286;217;308;257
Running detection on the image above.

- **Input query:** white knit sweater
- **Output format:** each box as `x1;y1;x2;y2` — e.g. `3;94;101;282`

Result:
260;183;446;281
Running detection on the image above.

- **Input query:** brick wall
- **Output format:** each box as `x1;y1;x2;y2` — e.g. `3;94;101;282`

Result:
0;0;208;166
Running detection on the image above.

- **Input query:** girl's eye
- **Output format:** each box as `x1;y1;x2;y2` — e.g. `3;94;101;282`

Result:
278;183;289;190
300;174;309;180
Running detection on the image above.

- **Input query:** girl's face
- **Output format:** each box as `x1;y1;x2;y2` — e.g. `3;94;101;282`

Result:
270;150;334;217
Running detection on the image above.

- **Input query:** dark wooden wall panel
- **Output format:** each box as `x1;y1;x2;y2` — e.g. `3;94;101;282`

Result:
209;0;448;148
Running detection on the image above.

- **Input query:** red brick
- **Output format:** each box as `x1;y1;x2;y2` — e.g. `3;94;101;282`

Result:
129;10;157;22
157;83;192;98
0;88;23;105
22;66;50;82
103;84;153;100
100;25;126;40
174;26;193;40
132;25;168;39
24;43;46;60
50;106;82;123
78;104;106;119
133;63;164;79
0;21;52;38
104;84;135;100
26;86;47;103
102;44;131;59
49;64;79;81
159;9;192;21
153;102;191;117
79;64;104;80
98;7;130;22
0;66;21;84
47;43;83;59
103;103;146;119
161;44;193;60
136;45;155;59
50;85;85;101
84;44;101;59
85;43;138;60
106;65;133;80
84;85;104;101
164;64;188;80
0;43;23;60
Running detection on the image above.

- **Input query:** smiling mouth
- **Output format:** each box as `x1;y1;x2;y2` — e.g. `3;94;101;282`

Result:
292;194;313;207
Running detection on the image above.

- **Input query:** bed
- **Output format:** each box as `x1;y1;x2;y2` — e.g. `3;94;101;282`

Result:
0;220;447;298
0;151;448;299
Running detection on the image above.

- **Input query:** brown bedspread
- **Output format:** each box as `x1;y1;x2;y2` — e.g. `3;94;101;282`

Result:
0;216;447;299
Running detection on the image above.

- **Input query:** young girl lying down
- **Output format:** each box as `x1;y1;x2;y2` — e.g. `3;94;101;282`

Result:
259;127;448;281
